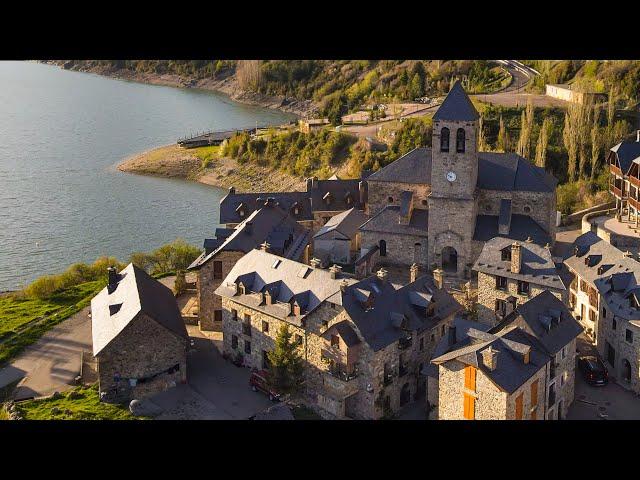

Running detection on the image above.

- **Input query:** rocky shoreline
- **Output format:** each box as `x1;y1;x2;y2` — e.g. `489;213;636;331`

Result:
42;61;316;117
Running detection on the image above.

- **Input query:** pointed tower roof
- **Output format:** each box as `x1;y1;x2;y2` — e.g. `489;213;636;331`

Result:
433;80;479;122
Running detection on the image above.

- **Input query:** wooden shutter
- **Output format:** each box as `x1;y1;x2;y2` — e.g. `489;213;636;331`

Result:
515;393;523;420
531;379;539;406
463;393;475;420
464;366;477;391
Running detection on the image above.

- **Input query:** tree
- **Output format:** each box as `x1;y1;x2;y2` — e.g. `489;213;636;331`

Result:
534;117;552;169
478;115;489;152
497;115;510;152
173;270;187;296
590;108;603;182
267;324;304;393
563;107;580;181
516;98;534;159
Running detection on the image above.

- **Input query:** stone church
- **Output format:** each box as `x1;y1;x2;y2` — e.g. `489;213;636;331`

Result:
361;81;558;278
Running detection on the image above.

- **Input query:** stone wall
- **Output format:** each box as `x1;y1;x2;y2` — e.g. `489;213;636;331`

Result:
96;312;187;402
546;337;577;419
197;251;244;331
366;181;431;217
476;271;567;326
360;230;428;268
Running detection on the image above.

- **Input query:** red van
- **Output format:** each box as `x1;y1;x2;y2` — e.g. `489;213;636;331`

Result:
249;370;281;401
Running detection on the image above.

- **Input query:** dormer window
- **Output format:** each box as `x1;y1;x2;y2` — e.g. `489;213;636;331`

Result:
456;128;465;153
440;127;450;152
501;248;512;261
238;282;246;295
331;334;340;348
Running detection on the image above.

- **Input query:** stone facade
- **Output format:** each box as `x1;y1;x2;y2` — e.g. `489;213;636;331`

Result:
546;337;577;419
360;229;428;268
476;271;567;327
96;312;187;402
366;181;430;217
197;251;245;331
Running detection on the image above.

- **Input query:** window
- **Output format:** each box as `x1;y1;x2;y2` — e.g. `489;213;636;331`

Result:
440;127;450;152
464;366;476;391
602;307;607;318
231;309;238;321
244;313;251;323
496;276;507;290
548;383;556;406
626;329;634;343
562;346;567;359
606;342;615;366
441;324;446;336
456;128;465;153
523;205;532;214
531;379;539;405
262;350;270;369
262;320;269;333
214;310;222;322
515;393;523;420
419;337;424;351
244;340;251;354
495;299;507;316
501;248;511;261
463;393;475;420
613;318;617;330
517;281;530;295
231;335;238;349
430;333;435;342
322;320;328;330
294;334;303;346
331;335;340;347
213;261;223;279
387;196;394;203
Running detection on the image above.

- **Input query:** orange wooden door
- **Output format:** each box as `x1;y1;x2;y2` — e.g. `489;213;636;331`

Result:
463;393;475;420
464;366;477;391
515;393;523;420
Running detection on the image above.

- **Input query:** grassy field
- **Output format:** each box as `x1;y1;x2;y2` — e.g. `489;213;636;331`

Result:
0;281;101;365
12;384;143;420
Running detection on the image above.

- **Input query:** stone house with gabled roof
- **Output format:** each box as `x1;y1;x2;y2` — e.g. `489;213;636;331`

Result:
188;200;310;332
431;290;581;420
565;231;640;392
473;237;567;327
361;81;557;278
312;207;368;265
91;264;189;403
215;249;462;419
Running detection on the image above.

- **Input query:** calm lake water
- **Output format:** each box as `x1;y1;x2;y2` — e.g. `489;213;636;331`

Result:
0;61;294;291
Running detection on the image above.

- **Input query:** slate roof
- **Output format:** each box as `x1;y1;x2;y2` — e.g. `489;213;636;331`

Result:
477;153;557;193
359;205;428;237
564;232;639;286
432;81;479;122
473;237;565;290
219;190;312;225
214;249;357;325
309;178;363;212
366;147;432;184
322;320;361;347
491;290;583;355
313;207;369;241
341;274;462;352
91;263;188;356
189;203;309;270
473;214;551;246
611;139;640;174
366;148;557;193
432;325;549;394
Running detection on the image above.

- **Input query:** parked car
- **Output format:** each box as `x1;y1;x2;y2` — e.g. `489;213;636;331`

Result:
578;356;608;386
249;370;281;401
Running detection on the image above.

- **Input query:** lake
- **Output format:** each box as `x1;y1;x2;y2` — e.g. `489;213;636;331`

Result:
0;61;294;291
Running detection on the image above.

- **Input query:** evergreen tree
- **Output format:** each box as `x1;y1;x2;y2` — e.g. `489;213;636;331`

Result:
534;117;551;169
516;98;534;159
267;324;304;393
497;115;510;152
478;115;489;152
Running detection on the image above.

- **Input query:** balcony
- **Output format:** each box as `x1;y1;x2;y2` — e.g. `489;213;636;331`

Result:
242;323;252;337
328;365;359;382
398;336;413;351
610;184;623;199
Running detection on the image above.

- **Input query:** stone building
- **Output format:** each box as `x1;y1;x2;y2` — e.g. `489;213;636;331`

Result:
361;81;557;278
188;200;310;331
565;231;640;392
431;290;581;420
91;264;189;403
545;84;607;105
312;207;368;265
608;131;640;222
473;237;567;326
215;249;461;419
219;175;368;233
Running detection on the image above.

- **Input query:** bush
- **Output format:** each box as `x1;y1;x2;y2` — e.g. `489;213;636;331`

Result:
173;270;187;296
129;239;201;276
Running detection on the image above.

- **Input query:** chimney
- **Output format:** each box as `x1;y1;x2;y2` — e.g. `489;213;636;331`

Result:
329;264;342;279
107;267;118;294
525;236;533;243
358;180;367;205
260;242;271;252
448;324;457;346
410;263;420;283
310;257;322;268
228;186;236;195
311;176;319;189
306;177;313;192
376;268;388;282
511;242;522;274
623;250;633;258
264;197;275;207
505;296;518;317
433;268;444;290
340;279;349;293
481;346;499;371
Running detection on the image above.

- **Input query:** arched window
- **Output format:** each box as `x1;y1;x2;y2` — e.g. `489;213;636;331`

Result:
456;128;465;153
440;127;450;152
